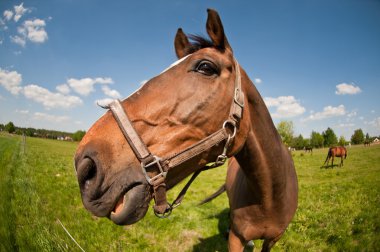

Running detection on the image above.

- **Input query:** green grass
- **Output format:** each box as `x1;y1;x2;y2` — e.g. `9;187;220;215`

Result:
0;132;379;251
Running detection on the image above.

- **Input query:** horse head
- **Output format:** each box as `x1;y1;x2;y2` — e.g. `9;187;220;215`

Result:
74;9;250;225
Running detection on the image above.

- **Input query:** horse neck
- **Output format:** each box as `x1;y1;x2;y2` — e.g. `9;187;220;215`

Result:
235;74;294;203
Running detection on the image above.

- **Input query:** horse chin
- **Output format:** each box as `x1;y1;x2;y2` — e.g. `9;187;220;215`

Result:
109;183;151;225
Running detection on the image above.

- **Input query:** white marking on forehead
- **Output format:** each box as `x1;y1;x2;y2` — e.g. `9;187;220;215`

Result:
160;54;192;74
124;54;192;100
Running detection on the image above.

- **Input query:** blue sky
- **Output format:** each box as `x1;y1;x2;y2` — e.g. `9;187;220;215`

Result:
1;1;379;140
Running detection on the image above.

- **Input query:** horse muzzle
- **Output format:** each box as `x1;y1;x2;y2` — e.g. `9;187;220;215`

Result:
75;153;151;225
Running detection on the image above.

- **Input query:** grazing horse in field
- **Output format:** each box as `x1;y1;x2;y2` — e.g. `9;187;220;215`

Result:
304;146;313;154
364;140;371;147
322;146;347;168
74;9;298;252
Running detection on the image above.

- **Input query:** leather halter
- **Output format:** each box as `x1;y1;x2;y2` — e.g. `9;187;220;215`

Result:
104;57;244;217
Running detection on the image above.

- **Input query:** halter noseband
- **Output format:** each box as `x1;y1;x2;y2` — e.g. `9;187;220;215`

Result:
104;57;244;217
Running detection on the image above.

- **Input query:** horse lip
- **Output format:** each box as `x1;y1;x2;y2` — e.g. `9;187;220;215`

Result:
109;183;150;225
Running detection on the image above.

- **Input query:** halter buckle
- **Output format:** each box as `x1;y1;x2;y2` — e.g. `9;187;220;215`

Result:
141;155;167;186
234;88;244;108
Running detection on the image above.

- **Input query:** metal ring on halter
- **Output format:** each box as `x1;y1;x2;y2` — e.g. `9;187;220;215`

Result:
154;205;173;218
222;120;237;138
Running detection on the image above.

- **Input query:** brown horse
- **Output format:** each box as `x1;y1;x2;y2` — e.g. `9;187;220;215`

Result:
74;9;298;251
304;146;313;154
322;146;347;168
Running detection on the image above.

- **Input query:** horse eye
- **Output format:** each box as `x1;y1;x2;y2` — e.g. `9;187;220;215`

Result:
195;61;218;76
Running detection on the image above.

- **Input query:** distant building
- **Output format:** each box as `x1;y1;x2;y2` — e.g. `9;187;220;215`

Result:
373;138;380;144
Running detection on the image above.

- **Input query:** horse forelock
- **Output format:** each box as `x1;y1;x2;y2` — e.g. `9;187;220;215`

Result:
187;34;214;53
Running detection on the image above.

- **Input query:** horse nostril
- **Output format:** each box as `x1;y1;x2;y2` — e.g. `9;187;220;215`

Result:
77;157;97;190
84;162;97;190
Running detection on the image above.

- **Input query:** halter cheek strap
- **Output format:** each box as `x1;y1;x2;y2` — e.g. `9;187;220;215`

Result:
105;57;244;217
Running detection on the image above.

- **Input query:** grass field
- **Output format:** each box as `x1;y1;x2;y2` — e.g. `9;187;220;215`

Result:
0;132;379;251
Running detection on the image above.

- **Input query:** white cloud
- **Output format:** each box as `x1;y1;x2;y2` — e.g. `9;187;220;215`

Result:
3;10;14;21
365;117;380;129
302;105;346;121
0;19;7;30
68;77;113;96
102;85;121;99
95;98;114;108
10;35;26;47
337;123;355;128
254;78;262;84
20;19;48;43
15;109;29;114
4;4;47;47
33;112;70;123
0;67;115;109
335;83;361;95
347;111;357;118
11;18;48;46
56;84;71;94
23;84;83;109
373;117;380;128
0;68;22;95
14;3;29;22
264;96;305;118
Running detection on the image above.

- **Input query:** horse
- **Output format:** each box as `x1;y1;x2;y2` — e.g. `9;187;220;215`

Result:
364;140;371;147
74;9;298;252
321;146;347;168
304;146;313;154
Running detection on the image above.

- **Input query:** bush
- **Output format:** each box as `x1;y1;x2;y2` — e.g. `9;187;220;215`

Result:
5;122;15;133
72;130;86;141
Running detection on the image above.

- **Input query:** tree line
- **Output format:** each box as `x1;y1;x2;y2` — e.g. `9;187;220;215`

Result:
1;120;377;147
0;121;86;142
276;120;377;150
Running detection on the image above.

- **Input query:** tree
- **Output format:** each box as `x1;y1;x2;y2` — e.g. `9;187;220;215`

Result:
365;133;370;141
5;121;15;133
276;120;294;146
0;123;4;131
351;129;364;144
310;131;324;148
72;130;86;141
25;128;36;137
322;127;337;147
338;136;347;146
292;134;307;150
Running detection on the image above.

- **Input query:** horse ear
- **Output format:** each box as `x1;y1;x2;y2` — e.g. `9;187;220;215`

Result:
174;28;191;59
206;9;231;51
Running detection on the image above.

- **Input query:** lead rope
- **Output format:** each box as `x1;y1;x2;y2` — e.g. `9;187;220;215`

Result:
162;129;235;215
153;127;236;218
